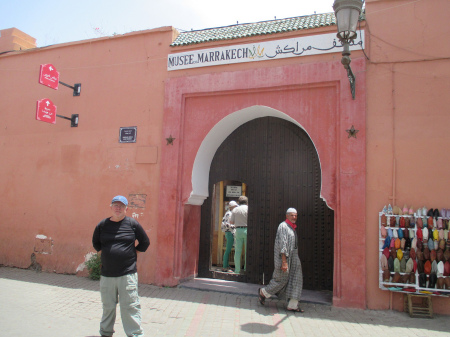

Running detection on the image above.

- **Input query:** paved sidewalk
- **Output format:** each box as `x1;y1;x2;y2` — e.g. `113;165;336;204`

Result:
0;266;449;337
179;278;333;305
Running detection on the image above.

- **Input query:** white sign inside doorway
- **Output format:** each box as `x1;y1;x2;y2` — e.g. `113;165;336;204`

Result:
226;185;242;197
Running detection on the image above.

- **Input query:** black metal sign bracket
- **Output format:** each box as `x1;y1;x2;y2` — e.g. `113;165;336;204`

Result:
58;81;81;96
56;114;79;127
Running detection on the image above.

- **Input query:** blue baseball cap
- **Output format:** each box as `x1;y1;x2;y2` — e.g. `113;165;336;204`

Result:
111;195;128;206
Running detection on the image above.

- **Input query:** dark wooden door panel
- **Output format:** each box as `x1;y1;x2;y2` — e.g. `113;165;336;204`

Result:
199;117;334;290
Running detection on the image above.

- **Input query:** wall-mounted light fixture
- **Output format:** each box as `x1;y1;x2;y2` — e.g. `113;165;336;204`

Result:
333;0;363;100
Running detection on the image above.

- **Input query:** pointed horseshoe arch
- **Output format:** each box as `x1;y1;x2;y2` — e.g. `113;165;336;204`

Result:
188;105;326;206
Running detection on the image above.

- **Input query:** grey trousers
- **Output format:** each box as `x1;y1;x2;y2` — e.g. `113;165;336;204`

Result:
99;273;143;337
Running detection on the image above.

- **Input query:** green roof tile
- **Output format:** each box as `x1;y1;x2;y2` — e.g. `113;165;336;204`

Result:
171;12;337;46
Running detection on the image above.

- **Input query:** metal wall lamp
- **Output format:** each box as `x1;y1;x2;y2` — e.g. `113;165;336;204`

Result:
333;0;363;100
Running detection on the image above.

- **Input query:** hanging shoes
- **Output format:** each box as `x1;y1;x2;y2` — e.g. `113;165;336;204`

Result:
429;273;437;288
433;208;440;219
402;205;409;214
427;217;433;228
419;273;427;287
381;214;387;227
388;204;393;215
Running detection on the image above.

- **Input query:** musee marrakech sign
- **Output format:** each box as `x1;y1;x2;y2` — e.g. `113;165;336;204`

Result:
168;31;364;71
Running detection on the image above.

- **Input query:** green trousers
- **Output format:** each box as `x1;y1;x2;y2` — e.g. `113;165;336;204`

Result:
99;273;144;337
234;228;247;273
223;231;234;268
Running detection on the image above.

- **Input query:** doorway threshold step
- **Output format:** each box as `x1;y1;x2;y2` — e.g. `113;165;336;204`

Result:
178;278;332;305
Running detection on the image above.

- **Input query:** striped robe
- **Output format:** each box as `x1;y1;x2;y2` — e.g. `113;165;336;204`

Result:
264;221;303;301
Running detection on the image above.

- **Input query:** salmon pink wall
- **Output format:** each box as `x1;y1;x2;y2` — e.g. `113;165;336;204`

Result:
0;27;174;284
158;56;367;308
365;0;450;313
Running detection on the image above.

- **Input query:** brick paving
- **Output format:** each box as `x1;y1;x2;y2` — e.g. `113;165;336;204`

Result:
0;266;449;337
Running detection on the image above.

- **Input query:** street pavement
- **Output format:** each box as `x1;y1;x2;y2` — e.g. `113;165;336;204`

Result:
0;266;449;337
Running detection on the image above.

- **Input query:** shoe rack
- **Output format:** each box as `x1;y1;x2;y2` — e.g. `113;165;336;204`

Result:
378;211;450;297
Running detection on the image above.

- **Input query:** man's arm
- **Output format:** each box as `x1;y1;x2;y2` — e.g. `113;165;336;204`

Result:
281;253;288;272
92;223;102;252
229;209;236;225
277;223;290;272
134;222;150;252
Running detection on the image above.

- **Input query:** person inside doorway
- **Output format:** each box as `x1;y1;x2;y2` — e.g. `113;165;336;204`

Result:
229;196;248;274
258;208;304;313
221;200;238;272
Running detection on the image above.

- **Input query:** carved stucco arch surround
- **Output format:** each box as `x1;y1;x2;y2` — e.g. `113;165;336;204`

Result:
187;105;329;208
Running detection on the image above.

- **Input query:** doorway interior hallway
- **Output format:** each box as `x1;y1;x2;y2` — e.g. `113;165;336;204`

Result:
209;180;247;272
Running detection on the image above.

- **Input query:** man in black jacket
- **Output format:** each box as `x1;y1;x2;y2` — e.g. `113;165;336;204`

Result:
92;195;150;337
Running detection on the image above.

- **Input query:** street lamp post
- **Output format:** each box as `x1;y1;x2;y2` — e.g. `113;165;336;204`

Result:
333;0;363;100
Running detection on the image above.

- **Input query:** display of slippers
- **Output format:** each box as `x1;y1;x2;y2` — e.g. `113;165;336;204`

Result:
379;207;450;296
258;288;265;305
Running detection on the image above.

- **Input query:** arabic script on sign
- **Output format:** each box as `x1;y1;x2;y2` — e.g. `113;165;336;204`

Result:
39;64;60;90
36;98;57;124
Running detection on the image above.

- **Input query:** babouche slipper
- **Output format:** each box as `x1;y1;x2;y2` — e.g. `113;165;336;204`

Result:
258;288;265;305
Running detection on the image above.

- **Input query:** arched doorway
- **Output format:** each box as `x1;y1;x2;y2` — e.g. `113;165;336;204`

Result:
198;116;334;291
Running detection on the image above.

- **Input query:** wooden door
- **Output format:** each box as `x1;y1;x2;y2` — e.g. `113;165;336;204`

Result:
199;117;334;290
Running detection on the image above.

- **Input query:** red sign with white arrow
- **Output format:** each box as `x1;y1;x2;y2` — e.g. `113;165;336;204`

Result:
39;64;59;90
36;98;57;124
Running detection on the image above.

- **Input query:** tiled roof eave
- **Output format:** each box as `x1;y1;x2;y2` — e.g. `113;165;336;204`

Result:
171;11;365;47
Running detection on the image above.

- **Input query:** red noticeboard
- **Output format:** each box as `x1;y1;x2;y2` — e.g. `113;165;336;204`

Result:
36;98;57;124
39;64;59;90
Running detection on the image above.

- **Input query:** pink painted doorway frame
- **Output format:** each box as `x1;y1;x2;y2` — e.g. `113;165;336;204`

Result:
158;57;366;309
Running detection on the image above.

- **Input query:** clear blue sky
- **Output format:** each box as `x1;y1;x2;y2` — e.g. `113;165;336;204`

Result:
1;0;334;47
